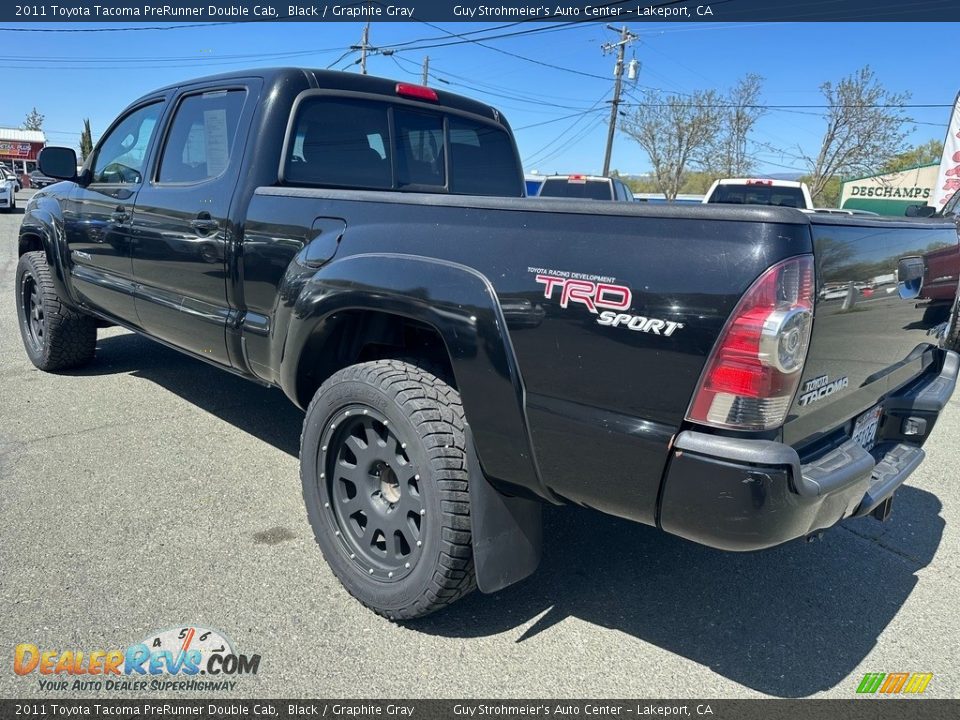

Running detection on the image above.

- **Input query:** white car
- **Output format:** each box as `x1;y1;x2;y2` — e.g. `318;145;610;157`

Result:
703;178;814;210
0;174;16;213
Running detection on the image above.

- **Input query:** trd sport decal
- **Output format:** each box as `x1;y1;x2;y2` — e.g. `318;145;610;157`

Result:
528;267;684;337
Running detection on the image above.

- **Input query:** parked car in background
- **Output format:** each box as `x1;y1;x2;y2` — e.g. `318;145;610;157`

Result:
704;178;814;209
0;172;15;212
634;193;704;204
538;174;634;201
524;174;545;197
1;166;21;192
812;207;879;216
29;169;56;189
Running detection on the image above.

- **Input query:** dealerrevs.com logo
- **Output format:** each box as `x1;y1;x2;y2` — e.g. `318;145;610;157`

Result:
856;672;933;695
13;625;260;692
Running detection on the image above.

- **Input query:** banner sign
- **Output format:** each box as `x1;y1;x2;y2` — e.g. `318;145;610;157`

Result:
931;91;960;210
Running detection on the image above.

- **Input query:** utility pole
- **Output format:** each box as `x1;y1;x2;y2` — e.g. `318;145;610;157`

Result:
421;56;430;86
601;25;638;176
359;23;370;75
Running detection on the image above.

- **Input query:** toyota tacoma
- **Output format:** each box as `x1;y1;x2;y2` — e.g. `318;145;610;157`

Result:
15;68;959;619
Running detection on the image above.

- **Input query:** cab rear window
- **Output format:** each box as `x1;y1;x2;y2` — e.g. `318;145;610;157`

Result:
709;184;805;208
283;96;521;197
539;178;613;200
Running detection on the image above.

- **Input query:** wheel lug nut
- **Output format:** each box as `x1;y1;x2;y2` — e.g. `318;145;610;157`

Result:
322;446;327;452
414;474;420;480
368;568;374;574
324;502;330;508
404;562;410;569
388;572;393;578
350;553;355;559
320;473;325;479
416;540;422;547
401;443;407;449
335;530;340;536
420;509;426;515
363;410;368;415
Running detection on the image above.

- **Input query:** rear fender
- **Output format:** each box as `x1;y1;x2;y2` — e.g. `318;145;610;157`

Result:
282;253;545;592
281;252;544;499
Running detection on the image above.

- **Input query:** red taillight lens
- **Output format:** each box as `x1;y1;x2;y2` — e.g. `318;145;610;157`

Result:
686;255;814;431
395;83;438;102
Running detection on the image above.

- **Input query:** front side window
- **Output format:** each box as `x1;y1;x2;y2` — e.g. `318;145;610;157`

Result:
91;102;163;184
158;89;246;184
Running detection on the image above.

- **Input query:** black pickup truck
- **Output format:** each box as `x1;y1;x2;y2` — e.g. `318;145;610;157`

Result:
16;68;959;619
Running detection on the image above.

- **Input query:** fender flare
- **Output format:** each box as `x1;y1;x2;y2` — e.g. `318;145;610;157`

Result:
18;198;76;308
281;253;544;592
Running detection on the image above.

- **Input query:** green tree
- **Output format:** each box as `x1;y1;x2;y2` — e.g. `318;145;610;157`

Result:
79;119;94;161
621;89;724;200
878;139;942;173
707;74;766;177
21;107;44;131
803;66;912;202
798;174;842;207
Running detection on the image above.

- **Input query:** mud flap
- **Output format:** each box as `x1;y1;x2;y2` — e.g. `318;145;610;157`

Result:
466;427;542;593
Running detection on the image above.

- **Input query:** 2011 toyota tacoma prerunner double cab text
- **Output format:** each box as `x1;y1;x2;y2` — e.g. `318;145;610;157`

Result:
15;68;960;619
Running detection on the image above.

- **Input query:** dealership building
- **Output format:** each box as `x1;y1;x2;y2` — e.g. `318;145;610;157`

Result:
0;127;46;177
840;162;938;215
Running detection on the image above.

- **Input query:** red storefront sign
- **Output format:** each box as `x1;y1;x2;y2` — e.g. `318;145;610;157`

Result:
0;141;43;160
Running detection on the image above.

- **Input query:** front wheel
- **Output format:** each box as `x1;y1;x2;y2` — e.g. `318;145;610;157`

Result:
16;251;97;371
300;359;475;620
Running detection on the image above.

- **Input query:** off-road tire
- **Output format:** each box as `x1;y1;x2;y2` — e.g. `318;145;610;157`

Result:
300;359;475;620
15;251;97;371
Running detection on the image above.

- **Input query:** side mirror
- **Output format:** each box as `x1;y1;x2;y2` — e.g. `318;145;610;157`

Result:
905;204;936;218
38;146;79;181
897;256;925;300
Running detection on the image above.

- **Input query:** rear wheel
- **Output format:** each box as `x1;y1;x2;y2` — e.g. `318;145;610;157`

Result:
16;251;97;371
300;359;475;619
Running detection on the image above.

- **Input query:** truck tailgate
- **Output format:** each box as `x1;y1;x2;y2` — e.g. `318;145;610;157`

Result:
784;216;957;449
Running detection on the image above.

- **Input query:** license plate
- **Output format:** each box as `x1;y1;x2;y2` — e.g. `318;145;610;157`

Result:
852;405;883;450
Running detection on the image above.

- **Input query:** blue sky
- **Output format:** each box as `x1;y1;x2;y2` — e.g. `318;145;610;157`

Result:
1;21;955;175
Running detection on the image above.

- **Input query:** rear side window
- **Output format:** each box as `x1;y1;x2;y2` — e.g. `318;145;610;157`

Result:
158;89;246;184
283;96;521;197
285;98;391;189
709;184;805;208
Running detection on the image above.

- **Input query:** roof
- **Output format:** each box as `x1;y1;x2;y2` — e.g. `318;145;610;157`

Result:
0;128;45;143
128;67;504;128
542;175;612;181
715;178;803;188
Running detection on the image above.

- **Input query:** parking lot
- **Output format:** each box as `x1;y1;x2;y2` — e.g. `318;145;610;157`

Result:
1;188;959;699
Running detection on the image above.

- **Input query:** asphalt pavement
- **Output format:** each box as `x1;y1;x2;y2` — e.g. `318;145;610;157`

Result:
1;189;959;699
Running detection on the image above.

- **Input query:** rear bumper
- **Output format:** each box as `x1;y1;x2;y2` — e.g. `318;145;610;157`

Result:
659;351;958;551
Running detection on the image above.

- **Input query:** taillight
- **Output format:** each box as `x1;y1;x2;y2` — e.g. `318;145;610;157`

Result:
686;255;814;431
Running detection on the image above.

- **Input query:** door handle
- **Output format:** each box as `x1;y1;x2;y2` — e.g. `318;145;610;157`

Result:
111;206;130;223
190;212;219;235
